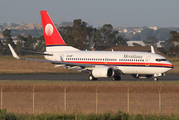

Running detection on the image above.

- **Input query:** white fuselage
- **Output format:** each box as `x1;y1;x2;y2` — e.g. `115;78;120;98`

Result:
45;51;173;75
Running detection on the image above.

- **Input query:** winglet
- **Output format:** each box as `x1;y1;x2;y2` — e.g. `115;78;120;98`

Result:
151;46;155;53
8;44;20;59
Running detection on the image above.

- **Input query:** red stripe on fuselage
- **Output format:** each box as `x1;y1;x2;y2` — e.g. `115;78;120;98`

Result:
63;61;173;68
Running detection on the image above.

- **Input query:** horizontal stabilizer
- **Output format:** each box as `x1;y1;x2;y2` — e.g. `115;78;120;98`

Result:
15;49;53;56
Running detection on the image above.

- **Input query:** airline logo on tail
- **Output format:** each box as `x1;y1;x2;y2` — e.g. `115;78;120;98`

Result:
41;11;67;46
45;24;53;36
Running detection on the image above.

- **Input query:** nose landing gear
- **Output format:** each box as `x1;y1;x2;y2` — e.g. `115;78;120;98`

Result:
154;77;158;81
153;73;165;81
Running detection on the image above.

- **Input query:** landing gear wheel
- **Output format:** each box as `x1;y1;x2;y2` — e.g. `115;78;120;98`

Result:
112;75;121;81
89;75;98;81
154;77;158;81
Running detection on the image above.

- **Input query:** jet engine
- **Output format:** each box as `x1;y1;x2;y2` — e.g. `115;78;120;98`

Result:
132;74;153;79
92;67;114;78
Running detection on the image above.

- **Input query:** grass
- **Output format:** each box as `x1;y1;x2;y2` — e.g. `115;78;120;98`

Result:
0;80;177;84
0;55;78;74
167;57;179;74
1;80;179;89
0;109;178;120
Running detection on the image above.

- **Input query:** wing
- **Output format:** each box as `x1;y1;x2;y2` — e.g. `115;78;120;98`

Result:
8;44;94;72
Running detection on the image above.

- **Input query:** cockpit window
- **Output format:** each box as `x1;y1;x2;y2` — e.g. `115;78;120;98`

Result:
156;59;167;62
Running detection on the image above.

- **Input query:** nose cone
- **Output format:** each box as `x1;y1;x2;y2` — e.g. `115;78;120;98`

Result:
167;61;174;72
169;61;174;68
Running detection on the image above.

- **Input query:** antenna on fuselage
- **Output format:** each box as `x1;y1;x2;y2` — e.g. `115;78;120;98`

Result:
151;46;155;53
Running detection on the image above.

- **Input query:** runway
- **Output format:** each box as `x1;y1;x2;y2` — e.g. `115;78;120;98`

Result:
0;74;178;81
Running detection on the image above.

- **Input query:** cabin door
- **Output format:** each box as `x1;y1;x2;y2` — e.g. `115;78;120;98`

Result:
145;56;150;66
60;54;64;61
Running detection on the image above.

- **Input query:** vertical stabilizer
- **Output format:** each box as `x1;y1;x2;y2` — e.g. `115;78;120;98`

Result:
40;11;79;52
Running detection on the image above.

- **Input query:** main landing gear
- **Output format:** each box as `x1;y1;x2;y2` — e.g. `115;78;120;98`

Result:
112;75;121;81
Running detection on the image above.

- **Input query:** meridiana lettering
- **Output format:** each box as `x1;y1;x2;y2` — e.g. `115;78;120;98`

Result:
123;54;143;58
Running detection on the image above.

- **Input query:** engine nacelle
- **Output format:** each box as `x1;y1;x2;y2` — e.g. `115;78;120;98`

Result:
92;67;114;78
132;74;153;79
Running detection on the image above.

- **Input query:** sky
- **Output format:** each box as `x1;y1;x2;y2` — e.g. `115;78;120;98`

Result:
1;0;179;28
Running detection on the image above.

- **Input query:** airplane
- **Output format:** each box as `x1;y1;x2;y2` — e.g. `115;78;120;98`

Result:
8;11;174;81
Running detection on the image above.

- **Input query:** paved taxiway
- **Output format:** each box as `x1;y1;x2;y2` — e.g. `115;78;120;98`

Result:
0;74;178;81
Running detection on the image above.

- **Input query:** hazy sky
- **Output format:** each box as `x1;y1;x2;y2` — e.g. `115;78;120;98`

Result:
1;0;179;28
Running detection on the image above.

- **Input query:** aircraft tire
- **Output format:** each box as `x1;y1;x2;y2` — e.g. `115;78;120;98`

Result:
112;75;121;81
154;77;158;81
89;75;98;81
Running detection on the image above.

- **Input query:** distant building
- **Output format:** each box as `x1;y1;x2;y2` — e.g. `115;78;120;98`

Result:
15;23;42;30
149;26;158;30
123;29;127;33
127;41;145;46
134;28;142;34
127;41;162;47
59;22;73;27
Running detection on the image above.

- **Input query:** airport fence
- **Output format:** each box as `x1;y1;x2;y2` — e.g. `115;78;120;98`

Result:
0;85;178;115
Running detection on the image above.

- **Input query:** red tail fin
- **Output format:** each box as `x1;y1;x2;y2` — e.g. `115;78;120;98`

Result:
40;11;67;46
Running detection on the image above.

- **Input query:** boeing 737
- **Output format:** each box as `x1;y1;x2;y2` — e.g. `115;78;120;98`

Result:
8;11;173;81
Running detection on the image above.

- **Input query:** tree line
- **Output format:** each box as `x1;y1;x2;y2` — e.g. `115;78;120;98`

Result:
122;27;171;41
59;19;128;50
0;29;45;55
0;19;179;57
0;19;128;55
